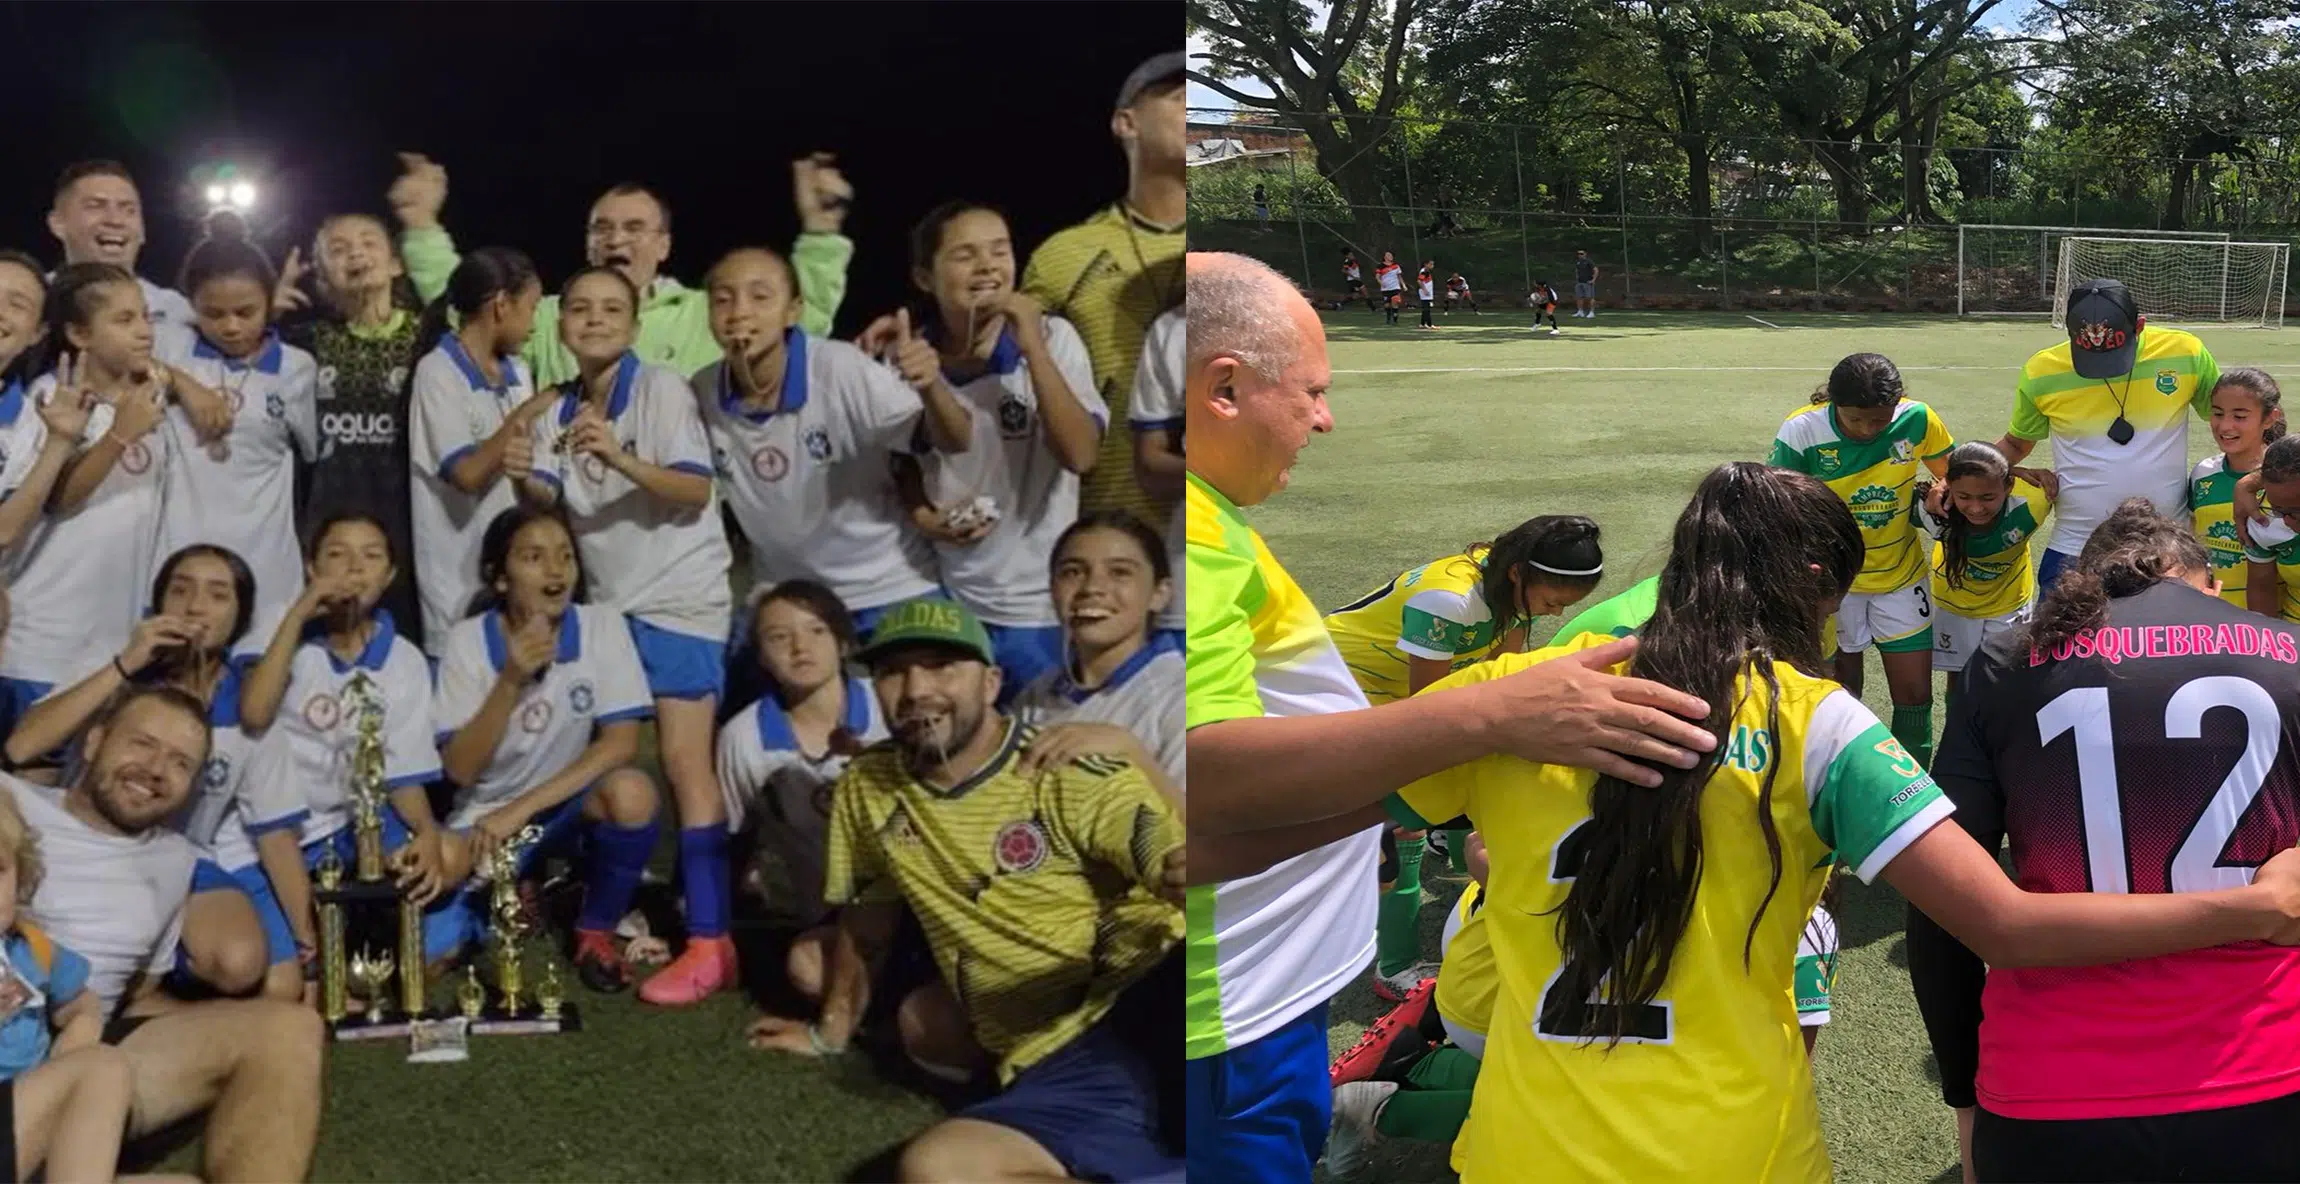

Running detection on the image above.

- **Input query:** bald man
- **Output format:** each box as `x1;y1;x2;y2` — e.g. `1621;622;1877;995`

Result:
1182;252;1717;1181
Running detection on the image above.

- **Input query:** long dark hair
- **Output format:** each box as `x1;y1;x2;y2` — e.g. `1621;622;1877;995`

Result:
1475;515;1603;623
35;262;137;379
1548;462;1861;1046
149;544;258;655
1808;351;1904;407
1935;441;2012;591
408;247;537;387
469;503;588;618
2025;498;2210;655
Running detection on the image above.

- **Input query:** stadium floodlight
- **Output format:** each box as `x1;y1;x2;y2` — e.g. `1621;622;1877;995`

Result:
197;165;260;214
205;183;227;207
228;181;257;211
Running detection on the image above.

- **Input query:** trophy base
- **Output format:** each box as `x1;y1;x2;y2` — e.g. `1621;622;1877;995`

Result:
469;1004;582;1035
328;1010;435;1043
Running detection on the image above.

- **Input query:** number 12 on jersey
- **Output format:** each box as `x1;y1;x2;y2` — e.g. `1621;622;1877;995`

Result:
2037;676;2284;895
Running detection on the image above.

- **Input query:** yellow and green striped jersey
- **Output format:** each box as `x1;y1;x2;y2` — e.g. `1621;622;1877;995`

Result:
1768;401;1954;595
823;722;1181;1084
2191;455;2253;607
1184;471;1380;1059
1931;480;2049;619
2241;514;2300;622
1325;546;1525;704
2011;326;2216;556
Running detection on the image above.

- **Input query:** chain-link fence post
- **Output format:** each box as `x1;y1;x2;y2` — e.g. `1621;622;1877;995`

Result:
1400;117;1422;273
1288;144;1313;294
1516;125;1532;297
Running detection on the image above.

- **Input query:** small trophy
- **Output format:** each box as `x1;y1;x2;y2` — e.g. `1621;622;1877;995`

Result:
458;967;486;1020
351;948;396;1024
463;823;577;1035
535;962;565;1023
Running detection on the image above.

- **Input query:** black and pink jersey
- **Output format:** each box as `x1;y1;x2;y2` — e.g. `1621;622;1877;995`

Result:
1916;580;2300;1120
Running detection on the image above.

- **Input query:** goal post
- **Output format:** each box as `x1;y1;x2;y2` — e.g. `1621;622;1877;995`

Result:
2052;237;2290;329
1956;224;2230;318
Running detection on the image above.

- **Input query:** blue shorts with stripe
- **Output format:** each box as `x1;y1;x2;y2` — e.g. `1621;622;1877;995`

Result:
627;616;726;702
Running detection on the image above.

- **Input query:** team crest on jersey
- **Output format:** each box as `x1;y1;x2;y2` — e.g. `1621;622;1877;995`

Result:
303;693;341;732
2004;527;2024;546
2156;369;2179;394
751;445;790;482
1891;439;1914;463
266;392;285;420
579;452;610;484
997;393;1033;439
519;698;553;735
568;681;595;715
993;820;1048;874
1816;446;1841;474
203;756;231;790
1848;485;1898;528
120;440;153;475
803;426;833;462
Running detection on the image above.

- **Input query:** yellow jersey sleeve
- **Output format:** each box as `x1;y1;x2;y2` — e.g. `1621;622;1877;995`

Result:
1048;756;1182;890
821;757;902;908
1921;404;1954;463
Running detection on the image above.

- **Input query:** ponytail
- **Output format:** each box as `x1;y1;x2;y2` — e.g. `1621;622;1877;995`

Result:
2216;367;2287;445
1935;441;2013;591
405;247;538;393
1811;352;1904;408
1477;515;1604;624
2025;497;2209;655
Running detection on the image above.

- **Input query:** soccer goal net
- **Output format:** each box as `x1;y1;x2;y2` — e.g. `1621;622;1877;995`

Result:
1955;225;2231;318
2050;237;2290;329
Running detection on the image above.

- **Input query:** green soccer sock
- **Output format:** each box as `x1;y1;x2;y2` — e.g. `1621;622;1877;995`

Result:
1373;1045;1482;1142
1892;703;1935;769
1443;826;1470;875
1376;833;1426;977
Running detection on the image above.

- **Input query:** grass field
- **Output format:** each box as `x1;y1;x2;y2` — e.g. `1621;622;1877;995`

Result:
1266;307;2300;1184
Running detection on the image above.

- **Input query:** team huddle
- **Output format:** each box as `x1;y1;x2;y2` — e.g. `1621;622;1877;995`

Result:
1185;252;2300;1184
0;50;1188;1184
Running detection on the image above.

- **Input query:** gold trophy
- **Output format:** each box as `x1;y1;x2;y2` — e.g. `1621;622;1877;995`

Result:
351;948;396;1023
458;967;486;1020
316;848;349;1025
481;824;545;1018
535;962;565;1023
344;673;389;883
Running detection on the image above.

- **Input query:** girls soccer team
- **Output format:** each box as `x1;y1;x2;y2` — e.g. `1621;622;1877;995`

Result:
0;169;1185;1067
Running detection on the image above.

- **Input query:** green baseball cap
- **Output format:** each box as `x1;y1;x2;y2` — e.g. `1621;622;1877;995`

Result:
857;597;997;668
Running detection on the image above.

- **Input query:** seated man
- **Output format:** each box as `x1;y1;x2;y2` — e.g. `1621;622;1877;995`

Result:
4;685;323;1182
751;597;1183;1183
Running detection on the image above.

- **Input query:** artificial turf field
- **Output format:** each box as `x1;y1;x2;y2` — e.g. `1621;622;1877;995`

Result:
1267;306;2300;1183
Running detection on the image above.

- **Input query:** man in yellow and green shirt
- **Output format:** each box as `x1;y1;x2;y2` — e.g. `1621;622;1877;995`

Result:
1991;277;2218;591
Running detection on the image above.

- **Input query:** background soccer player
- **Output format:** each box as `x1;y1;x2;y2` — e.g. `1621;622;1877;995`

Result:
1911;499;2300;1183
1769;352;1952;766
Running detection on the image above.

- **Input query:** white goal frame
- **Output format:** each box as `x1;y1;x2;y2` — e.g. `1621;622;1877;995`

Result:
2050;236;2290;329
1955;224;2231;318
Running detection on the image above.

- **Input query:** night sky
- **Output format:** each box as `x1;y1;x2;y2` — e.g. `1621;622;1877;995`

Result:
1;1;1179;333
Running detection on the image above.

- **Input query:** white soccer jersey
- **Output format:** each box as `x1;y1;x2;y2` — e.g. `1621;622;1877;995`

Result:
269;611;441;846
162;334;321;645
7;775;195;1017
715;676;885;923
433;604;653;830
408;336;534;653
139;279;195;348
1011;637;1185;788
196;665;318;871
1418;276;1435;301
919;320;1102;627
0;376;170;686
1129;309;1186;630
531;355;733;642
696;331;941;613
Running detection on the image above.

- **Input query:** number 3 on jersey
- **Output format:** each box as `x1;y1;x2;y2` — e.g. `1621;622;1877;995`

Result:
2038;675;2285;895
1533;818;1674;1044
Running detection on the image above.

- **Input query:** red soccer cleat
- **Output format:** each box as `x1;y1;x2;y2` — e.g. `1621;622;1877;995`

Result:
637;934;738;1006
1331;975;1438;1087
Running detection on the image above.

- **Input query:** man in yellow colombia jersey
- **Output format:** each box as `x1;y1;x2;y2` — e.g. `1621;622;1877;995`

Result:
806;596;1183;1182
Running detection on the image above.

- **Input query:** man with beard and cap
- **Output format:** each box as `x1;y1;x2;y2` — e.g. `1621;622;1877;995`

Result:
393;152;855;387
1990;276;2219;592
46;161;196;346
749;596;1183;1184
1;685;323;1182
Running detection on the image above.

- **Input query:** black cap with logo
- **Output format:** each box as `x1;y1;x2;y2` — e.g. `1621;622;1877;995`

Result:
2065;278;2142;379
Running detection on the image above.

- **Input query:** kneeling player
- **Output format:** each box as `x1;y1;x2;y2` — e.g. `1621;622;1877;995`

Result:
750;598;1183;1183
1529;281;1560;335
427;506;662;990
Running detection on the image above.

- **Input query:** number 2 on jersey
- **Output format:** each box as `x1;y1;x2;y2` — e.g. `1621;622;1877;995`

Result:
1533;818;1674;1044
2036;676;2282;895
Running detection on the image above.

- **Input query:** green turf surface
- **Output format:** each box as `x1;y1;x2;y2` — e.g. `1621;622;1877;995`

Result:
1273;307;2300;1183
